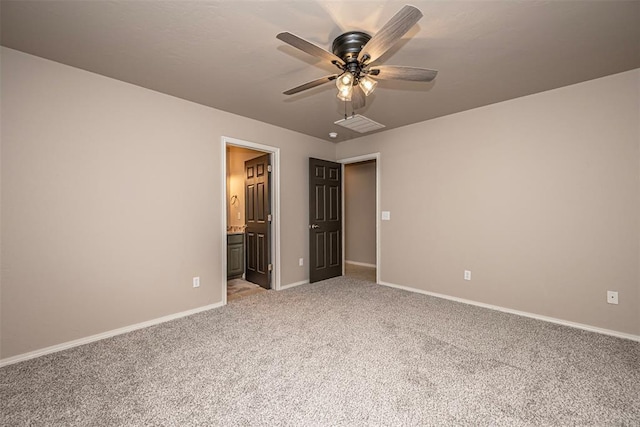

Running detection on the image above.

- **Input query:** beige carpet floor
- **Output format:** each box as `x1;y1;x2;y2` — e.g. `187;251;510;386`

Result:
1;276;639;425
0;276;640;427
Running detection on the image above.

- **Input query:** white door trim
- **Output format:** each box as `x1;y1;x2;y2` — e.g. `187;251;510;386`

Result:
221;136;281;305
338;153;381;284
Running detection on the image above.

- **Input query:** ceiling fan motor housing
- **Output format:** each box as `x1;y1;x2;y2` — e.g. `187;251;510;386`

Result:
332;31;371;64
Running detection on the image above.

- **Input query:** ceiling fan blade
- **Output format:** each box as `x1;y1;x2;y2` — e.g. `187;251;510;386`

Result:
283;75;338;95
358;5;423;64
351;85;365;110
277;32;345;66
369;65;438;82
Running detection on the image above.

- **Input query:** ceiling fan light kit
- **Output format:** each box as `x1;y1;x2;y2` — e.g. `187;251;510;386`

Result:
336;72;355;101
277;4;438;114
359;75;377;96
337;87;353;102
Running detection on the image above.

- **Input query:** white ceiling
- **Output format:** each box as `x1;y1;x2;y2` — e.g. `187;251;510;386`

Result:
2;1;639;142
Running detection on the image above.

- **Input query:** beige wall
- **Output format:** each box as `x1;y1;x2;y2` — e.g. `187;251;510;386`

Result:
2;46;638;361
345;161;376;265
0;47;334;359
337;69;640;335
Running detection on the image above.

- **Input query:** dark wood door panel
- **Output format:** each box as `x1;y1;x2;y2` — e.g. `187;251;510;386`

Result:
329;186;339;221
257;233;267;274
246;184;255;222
329;230;340;267
309;158;342;283
246;232;256;271
245;154;271;289
314;231;326;269
257;182;266;222
314;185;325;221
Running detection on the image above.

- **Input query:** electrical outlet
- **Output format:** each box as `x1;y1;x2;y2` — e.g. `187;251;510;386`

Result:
193;277;200;288
464;270;471;281
299;258;304;266
237;212;241;220
607;290;618;305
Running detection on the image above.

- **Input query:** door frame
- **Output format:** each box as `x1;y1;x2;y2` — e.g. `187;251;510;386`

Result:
338;153;381;284
221;136;281;305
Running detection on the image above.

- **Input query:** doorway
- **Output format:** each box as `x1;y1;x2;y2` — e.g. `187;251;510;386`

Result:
222;137;280;304
339;154;380;284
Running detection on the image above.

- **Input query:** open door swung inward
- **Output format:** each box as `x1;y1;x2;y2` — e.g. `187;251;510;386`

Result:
309;158;342;283
245;154;271;289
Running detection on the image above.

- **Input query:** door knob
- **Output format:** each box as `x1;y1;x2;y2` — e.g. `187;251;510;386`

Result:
309;224;319;229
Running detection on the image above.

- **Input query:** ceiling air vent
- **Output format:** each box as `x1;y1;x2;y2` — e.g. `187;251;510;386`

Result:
334;114;385;133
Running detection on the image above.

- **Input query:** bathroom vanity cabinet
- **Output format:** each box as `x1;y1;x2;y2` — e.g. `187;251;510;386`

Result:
227;233;244;279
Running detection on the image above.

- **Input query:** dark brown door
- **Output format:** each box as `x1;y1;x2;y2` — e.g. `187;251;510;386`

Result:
245;154;271;289
309;158;342;283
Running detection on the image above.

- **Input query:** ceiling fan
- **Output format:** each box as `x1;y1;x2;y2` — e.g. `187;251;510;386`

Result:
276;5;438;110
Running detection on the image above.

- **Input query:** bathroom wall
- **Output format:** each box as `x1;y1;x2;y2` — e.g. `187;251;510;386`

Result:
226;146;264;229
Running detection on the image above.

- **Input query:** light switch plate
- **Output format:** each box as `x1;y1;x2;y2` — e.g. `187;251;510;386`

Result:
381;211;391;221
607;290;618;305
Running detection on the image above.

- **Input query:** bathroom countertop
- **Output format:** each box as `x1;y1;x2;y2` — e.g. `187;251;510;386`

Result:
227;225;246;234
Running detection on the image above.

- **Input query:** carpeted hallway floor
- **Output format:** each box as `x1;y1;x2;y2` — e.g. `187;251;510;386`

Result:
1;276;639;425
344;262;376;282
227;278;267;301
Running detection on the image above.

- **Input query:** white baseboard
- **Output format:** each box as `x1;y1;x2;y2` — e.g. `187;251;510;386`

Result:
0;301;225;368
345;260;377;268
279;280;309;290
378;281;640;342
6;281;635;368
